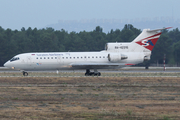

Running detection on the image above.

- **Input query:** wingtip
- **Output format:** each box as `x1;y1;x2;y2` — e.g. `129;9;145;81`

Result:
147;27;173;32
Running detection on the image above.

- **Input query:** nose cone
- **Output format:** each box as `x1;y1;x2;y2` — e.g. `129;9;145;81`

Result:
4;61;16;70
4;61;10;68
4;62;7;67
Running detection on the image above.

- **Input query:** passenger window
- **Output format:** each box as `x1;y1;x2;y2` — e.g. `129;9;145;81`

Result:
88;57;90;58
99;56;101;58
81;57;83;58
40;57;42;59
51;57;53;59
66;57;68;59
103;56;105;58
70;57;71;59
44;57;46;59
36;57;38;59
62;57;64;59
48;57;49;59
96;56;98;58
55;57;57;59
92;57;94;58
77;57;79;59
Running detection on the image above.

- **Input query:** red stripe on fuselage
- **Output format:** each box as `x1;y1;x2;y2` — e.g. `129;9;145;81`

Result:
125;64;135;65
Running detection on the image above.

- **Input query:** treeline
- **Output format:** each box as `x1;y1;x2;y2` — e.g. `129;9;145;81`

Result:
0;24;180;66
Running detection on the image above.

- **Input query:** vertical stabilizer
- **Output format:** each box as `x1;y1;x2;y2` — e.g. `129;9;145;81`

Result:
131;27;172;52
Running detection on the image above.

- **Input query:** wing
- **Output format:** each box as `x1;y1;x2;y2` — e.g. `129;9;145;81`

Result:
70;63;133;69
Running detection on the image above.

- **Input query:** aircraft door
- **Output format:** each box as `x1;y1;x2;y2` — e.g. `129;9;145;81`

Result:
57;56;63;64
27;56;32;67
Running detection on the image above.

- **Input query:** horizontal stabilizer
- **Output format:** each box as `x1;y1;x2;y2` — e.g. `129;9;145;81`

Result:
147;27;172;32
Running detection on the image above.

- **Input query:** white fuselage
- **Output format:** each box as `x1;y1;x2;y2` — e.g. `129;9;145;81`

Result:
4;51;145;71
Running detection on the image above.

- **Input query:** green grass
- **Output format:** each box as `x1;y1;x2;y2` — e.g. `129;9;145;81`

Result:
163;116;174;120
77;89;83;92
12;97;19;100
126;109;132;116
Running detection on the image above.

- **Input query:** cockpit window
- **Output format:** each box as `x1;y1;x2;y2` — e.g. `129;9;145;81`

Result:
10;57;20;62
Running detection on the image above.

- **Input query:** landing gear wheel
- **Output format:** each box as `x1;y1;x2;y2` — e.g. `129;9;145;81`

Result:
85;69;101;76
85;69;90;76
85;73;89;76
94;72;101;76
85;72;94;76
98;72;101;76
23;72;28;76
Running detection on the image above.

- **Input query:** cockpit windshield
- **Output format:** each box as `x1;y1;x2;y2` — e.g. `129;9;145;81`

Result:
10;57;20;62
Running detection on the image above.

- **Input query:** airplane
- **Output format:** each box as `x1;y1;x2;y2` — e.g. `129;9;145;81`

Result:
4;27;172;76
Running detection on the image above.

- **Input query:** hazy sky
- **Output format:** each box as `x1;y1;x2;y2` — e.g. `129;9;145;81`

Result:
0;0;179;30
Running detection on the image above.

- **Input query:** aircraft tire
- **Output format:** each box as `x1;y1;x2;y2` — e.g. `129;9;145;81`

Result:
85;72;101;76
23;72;28;76
85;73;89;76
98;72;101;76
90;72;94;76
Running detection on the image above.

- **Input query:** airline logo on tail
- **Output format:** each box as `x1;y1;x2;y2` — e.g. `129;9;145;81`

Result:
141;39;154;46
136;32;161;51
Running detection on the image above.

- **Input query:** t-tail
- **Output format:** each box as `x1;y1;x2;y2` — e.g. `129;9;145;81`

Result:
105;27;172;53
105;27;172;63
131;27;172;52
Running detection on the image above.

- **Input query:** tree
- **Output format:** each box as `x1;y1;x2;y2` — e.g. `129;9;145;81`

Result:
173;41;180;66
38;33;59;52
94;26;103;33
151;34;172;65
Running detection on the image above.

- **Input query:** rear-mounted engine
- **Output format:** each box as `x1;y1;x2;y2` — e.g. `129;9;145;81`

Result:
108;53;128;62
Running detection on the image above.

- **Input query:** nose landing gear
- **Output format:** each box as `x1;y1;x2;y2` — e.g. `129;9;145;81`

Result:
23;71;28;76
85;69;101;76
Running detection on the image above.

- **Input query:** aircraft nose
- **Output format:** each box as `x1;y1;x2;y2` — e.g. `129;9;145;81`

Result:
4;62;7;67
4;61;10;68
4;61;15;70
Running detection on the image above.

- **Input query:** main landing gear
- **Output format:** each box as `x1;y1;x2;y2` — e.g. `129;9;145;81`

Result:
85;69;101;76
23;71;28;76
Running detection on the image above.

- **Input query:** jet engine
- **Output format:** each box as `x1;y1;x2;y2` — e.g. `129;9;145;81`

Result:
108;53;128;62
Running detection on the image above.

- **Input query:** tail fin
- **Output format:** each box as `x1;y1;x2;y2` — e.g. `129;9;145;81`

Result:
132;27;172;51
